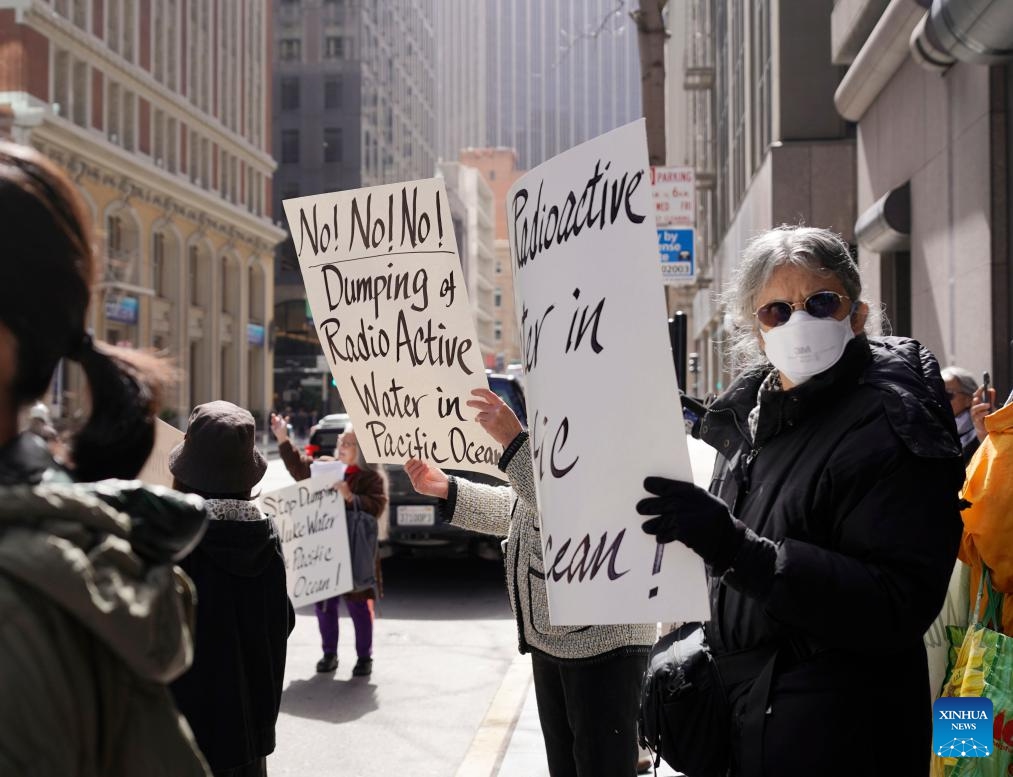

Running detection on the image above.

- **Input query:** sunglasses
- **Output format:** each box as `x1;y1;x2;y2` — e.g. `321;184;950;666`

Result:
754;291;852;328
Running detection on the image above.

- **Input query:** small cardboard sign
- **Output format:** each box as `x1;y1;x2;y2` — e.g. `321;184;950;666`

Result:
260;477;353;607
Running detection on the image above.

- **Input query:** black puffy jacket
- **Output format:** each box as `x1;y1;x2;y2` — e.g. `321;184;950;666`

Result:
700;336;964;776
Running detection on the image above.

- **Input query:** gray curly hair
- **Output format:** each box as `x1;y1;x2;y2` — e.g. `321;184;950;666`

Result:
720;225;871;373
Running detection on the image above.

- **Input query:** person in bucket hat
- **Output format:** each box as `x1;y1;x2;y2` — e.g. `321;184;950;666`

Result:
169;401;294;777
169;401;268;496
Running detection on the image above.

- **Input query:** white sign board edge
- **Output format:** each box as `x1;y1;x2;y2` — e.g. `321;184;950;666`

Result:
137;418;185;488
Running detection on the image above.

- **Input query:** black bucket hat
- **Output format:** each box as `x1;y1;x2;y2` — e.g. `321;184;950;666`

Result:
169;401;267;495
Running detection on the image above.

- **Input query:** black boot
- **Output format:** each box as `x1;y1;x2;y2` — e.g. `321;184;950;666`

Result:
352;657;373;677
316;653;338;673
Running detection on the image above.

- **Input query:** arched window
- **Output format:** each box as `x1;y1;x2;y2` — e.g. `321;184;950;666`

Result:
153;232;165;297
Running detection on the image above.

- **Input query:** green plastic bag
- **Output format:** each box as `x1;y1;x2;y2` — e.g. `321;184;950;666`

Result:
932;569;1013;777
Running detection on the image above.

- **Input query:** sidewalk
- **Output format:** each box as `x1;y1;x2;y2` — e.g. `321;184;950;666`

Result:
457;656;681;777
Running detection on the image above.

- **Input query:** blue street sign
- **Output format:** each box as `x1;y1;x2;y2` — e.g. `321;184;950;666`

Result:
658;228;695;284
104;296;139;325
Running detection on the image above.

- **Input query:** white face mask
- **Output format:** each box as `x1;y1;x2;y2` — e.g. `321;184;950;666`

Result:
760;310;855;385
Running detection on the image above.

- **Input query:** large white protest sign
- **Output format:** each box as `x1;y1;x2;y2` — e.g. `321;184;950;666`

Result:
282;179;504;479
260;477;353;607
137;419;185;488
506;120;709;625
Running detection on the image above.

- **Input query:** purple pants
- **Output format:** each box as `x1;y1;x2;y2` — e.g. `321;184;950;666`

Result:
315;596;373;658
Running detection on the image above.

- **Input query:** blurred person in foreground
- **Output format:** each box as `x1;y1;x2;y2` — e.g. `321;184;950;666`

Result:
170;401;294;777
270;415;386;677
941;366;995;463
637;226;965;776
0;141;210;775
405;389;651;777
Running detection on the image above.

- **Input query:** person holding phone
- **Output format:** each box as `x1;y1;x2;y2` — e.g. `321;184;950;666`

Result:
942;367;995;462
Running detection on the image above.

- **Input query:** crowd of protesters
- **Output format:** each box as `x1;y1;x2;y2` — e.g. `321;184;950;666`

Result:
1;137;1010;777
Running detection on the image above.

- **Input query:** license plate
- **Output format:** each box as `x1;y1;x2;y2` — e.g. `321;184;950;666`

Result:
397;505;435;526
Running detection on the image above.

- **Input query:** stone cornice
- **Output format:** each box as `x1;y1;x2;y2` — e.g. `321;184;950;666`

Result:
33;119;285;253
24;0;276;174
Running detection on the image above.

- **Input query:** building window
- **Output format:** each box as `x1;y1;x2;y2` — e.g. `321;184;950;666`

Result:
494;288;502;307
494;320;502;342
152;232;165;297
72;0;87;28
107;214;123;256
324;77;343;109
281;77;299;111
72;60;88;127
324;35;344;59
107;81;121;144
281;130;299;163
881;251;911;337
167;118;177;172
221;262;228;313
53;49;70;119
324;0;346;22
122;91;135;151
220;150;228;197
324;128;342;163
188;245;198;305
279;38;301;62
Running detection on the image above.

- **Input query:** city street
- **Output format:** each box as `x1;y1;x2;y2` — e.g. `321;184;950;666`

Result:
259;458;519;777
258;448;701;776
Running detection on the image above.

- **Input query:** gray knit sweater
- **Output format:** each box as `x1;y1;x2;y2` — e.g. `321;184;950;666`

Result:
445;433;655;662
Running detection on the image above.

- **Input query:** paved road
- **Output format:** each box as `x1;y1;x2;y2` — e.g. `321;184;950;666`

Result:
259;458;518;777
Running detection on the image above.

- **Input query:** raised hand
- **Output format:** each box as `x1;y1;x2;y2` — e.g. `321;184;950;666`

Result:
466;388;523;447
269;413;289;443
971;386;997;442
405;458;450;500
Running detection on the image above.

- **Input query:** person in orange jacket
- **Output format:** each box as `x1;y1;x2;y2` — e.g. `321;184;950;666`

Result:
959;397;1013;634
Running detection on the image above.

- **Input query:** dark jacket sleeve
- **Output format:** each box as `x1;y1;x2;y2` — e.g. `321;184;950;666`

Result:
348;468;387;517
278;440;312;482
745;420;963;653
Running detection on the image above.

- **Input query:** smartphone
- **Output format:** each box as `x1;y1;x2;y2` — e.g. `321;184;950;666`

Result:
982;371;992;409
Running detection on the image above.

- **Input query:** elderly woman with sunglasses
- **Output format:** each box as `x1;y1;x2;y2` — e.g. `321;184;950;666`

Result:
638;226;965;776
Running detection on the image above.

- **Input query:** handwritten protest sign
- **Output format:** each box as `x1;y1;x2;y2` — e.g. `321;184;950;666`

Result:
506;120;709;625
282;179;504;479
137;419;184;488
260;477;353;607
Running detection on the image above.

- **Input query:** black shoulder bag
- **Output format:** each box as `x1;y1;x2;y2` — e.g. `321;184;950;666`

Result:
639;622;778;777
639;622;730;777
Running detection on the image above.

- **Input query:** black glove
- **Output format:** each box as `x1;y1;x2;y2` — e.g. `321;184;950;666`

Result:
637;477;746;574
88;480;207;563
